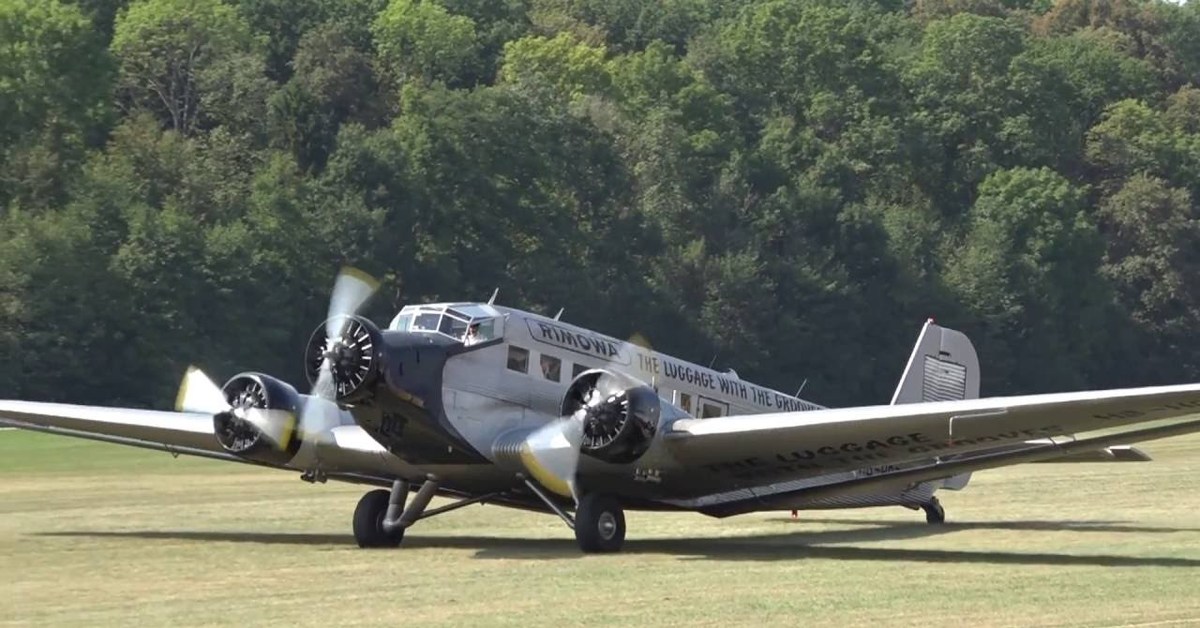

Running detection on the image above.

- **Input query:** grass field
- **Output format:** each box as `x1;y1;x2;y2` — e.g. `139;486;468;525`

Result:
3;430;1200;627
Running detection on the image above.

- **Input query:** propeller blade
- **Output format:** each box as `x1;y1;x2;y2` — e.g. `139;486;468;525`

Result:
175;367;230;414
239;407;299;447
292;360;334;447
326;266;381;340
520;415;584;501
311;357;334;399
593;371;624;401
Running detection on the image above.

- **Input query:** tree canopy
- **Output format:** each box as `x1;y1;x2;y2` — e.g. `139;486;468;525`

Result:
3;0;1199;408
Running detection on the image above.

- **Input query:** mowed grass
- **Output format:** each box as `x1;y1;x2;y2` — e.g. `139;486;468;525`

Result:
2;431;1200;627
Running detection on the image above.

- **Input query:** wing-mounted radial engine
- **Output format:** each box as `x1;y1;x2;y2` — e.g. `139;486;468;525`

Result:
177;368;305;465
560;369;661;464
215;373;302;458
495;368;678;502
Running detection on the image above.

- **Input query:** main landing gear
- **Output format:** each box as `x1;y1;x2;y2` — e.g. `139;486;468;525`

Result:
521;476;627;553
352;476;497;548
353;474;628;552
921;496;946;524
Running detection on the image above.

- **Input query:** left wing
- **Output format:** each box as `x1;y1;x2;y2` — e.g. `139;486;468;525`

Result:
660;382;1200;511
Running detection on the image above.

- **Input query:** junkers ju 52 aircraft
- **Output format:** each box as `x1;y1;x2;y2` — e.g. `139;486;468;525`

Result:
4;268;1200;553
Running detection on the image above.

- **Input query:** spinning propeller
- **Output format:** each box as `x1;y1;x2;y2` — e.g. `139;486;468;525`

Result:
176;367;298;447
305;267;382;402
175;266;382;453
518;369;658;501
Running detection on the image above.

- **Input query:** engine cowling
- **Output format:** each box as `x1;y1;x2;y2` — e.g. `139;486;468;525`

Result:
215;373;302;460
561;369;660;464
303;315;383;404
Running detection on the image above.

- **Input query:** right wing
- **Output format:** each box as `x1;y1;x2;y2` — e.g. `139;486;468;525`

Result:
0;400;231;460
0;400;407;483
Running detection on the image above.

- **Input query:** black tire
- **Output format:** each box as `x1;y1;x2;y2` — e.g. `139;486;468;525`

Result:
353;489;403;548
575;494;626;553
922;497;946;525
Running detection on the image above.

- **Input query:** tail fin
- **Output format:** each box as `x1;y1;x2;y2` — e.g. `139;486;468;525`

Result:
891;319;980;405
892;319;980;491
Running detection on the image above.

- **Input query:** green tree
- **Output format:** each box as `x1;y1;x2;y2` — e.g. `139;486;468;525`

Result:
0;0;113;209
903;13;1027;212
268;22;384;170
111;0;261;134
372;0;479;86
1097;174;1200;381
944;167;1107;392
499;32;610;98
1006;28;1155;174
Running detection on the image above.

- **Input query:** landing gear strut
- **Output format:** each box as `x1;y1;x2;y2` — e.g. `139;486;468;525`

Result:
922;496;946;524
352;476;498;548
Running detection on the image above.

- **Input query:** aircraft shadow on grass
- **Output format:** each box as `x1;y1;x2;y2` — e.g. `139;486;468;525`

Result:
38;519;1200;567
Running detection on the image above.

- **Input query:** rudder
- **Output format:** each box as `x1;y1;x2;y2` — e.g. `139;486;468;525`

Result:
891;319;980;404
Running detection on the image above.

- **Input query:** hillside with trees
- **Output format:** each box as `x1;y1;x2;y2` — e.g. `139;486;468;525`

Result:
2;0;1199;408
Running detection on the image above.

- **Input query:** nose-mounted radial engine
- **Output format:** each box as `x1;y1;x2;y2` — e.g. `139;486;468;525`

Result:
303;314;384;406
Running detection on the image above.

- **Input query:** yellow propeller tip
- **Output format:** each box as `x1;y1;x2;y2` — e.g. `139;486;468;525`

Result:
629;332;652;350
174;369;195;413
340;266;381;292
518;443;574;499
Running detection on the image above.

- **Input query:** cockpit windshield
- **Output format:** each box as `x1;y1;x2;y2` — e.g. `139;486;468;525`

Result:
388;303;504;345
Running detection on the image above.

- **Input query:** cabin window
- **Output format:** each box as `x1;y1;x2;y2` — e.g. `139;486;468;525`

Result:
572;362;588;380
700;400;726;418
678;392;693;414
540;354;562;382
507;346;529;373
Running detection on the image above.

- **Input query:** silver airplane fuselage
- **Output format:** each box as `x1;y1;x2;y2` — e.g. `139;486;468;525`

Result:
328;302;822;501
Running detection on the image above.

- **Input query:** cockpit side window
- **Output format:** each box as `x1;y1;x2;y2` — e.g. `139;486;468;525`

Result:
413;312;441;331
389;314;412;332
439;312;470;340
473;319;497;341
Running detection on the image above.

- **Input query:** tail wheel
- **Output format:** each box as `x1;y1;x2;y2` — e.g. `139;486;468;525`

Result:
575;494;625;553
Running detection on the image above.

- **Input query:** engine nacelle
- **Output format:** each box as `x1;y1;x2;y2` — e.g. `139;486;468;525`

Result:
561;369;660;464
215;373;302;461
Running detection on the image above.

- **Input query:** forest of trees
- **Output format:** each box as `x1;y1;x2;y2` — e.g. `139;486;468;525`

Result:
2;0;1199;409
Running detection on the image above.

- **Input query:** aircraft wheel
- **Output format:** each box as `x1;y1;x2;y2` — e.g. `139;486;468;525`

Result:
922;497;946;525
353;489;404;548
575;494;625;553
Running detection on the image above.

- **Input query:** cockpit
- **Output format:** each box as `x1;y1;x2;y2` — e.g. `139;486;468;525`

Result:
387;303;504;345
